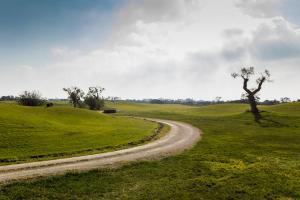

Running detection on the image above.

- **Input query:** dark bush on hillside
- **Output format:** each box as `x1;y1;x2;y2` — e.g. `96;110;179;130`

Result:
84;96;104;110
150;99;164;104
46;103;54;107
18;91;45;106
259;100;280;105
103;109;117;114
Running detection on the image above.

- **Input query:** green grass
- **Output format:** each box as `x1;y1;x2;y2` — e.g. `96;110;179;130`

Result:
0;102;160;164
262;102;300;116
0;102;300;199
107;102;249;116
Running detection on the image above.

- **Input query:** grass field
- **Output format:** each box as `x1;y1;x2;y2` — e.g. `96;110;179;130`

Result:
0;102;300;199
0;102;160;165
107;102;249;116
262;102;300;116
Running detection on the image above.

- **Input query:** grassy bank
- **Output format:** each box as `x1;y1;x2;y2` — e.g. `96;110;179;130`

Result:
0;102;160;165
0;102;299;199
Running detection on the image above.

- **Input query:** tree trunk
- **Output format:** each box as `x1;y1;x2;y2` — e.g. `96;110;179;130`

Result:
248;94;261;122
242;77;263;122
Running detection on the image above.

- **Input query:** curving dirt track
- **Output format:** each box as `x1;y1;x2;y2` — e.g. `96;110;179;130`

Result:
0;118;201;184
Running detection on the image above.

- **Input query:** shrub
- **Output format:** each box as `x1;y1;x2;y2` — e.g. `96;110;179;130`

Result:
46;103;54;107
103;109;117;114
18;91;46;106
84;96;104;110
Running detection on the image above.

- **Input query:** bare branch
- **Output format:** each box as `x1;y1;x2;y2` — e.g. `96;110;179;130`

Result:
242;78;252;94
253;77;266;95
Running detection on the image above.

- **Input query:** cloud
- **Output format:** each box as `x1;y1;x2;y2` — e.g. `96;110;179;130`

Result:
249;18;300;60
220;29;249;61
251;19;300;60
51;47;82;59
236;0;300;27
235;0;282;18
279;0;300;26
222;28;244;38
219;18;300;62
104;0;206;51
118;0;204;24
18;65;34;71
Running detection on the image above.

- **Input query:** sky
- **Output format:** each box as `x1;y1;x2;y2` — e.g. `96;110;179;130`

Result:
0;0;299;100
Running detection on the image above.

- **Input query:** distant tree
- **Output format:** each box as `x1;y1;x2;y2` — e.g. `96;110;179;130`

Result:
260;99;280;105
112;97;121;102
150;99;164;104
107;96;121;103
184;98;195;105
18;91;45;106
232;67;271;121
215;96;222;103
63;87;85;108
0;95;16;101
280;97;291;103
84;86;105;110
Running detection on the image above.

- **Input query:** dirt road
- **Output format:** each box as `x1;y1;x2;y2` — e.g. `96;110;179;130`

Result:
0;118;201;183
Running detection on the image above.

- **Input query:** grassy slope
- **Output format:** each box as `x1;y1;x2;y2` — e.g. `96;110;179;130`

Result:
0;103;159;164
262;102;300;116
108;102;249;116
0;102;300;199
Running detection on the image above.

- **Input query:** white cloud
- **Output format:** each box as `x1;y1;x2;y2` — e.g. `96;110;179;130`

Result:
117;0;204;24
51;47;82;59
235;0;282;18
249;18;300;60
222;28;244;39
18;65;34;71
222;17;300;61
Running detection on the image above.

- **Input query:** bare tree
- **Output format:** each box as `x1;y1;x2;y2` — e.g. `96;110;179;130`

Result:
63;87;85;108
232;67;271;121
